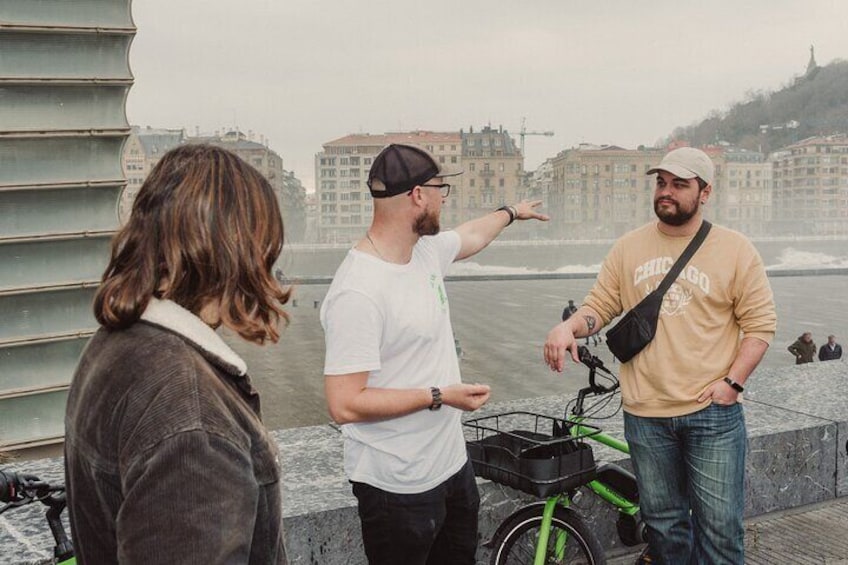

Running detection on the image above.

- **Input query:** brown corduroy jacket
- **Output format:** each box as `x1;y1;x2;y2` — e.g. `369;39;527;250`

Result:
64;299;286;564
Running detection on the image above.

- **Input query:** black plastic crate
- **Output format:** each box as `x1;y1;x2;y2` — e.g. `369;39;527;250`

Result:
464;411;598;498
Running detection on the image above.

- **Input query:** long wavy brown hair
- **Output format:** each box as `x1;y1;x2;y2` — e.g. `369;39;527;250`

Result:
94;144;291;343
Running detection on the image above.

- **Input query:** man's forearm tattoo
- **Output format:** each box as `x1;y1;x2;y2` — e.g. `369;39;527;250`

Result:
583;315;596;335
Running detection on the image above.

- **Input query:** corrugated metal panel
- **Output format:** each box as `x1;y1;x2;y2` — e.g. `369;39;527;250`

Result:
0;0;134;449
0;390;70;447
0;85;130;132
0;137;125;188
0;186;122;239
0;0;133;29
0;338;90;393
0;288;98;344
0;237;112;290
0;32;132;81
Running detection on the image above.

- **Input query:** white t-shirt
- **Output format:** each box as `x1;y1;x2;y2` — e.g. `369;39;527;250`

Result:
320;231;466;494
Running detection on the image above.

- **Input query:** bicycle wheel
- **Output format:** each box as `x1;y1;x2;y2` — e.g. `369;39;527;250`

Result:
489;505;606;565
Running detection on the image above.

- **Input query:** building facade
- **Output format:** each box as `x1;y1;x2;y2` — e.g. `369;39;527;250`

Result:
315;131;462;243
120;128;306;241
718;147;772;236
548;145;665;239
120;126;185;221
315;126;527;243
771;135;848;236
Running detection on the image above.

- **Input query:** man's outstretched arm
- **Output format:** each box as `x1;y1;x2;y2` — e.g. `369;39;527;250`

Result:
453;200;548;261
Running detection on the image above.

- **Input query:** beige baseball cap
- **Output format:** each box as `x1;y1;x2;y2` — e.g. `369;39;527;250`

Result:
647;147;715;186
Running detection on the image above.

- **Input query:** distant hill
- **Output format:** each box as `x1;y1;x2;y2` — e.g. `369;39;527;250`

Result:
668;60;848;153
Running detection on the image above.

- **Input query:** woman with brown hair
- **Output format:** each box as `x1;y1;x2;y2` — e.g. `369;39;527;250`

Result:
64;144;290;564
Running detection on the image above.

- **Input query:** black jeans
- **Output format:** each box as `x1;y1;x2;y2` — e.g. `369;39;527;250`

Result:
351;459;479;565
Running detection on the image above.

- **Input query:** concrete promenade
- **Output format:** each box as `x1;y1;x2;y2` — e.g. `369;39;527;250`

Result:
2;361;847;564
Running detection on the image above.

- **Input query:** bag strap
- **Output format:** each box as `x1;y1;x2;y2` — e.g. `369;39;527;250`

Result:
654;220;712;295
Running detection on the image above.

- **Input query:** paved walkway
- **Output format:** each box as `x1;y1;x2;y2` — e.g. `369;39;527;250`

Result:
609;497;848;564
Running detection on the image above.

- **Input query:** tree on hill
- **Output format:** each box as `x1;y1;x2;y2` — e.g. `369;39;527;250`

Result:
667;59;848;153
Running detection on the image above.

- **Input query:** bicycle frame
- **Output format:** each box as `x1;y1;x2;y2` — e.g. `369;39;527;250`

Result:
526;348;640;564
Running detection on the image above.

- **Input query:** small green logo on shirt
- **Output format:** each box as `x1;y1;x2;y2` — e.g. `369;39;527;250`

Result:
430;274;448;311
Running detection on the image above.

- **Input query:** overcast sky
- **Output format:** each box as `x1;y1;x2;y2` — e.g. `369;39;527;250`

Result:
127;1;848;192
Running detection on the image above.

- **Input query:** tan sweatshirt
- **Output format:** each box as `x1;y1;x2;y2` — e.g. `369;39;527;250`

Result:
584;222;777;417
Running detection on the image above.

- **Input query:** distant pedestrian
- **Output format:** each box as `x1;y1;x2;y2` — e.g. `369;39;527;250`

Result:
818;335;843;362
561;299;578;321
788;332;816;364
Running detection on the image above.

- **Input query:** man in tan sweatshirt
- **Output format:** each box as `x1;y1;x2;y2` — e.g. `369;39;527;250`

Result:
544;147;777;564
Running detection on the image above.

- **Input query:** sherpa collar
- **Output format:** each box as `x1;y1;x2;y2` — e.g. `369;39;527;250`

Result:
140;298;248;376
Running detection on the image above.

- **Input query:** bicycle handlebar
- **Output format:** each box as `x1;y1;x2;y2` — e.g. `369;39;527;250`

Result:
0;469;74;561
0;470;64;506
576;345;616;391
569;345;619;417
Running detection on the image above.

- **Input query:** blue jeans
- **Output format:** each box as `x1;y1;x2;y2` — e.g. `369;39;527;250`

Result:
351;459;479;565
624;403;746;565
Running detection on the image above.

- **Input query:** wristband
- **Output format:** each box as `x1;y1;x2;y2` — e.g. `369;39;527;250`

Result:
496;205;516;226
723;377;744;393
428;387;442;411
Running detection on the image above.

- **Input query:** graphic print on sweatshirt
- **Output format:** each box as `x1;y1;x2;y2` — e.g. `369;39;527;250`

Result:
633;257;711;317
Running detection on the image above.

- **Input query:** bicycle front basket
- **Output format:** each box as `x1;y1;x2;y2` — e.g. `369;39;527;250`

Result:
464;412;597;498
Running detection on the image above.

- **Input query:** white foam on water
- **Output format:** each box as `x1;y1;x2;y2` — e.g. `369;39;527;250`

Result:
449;261;602;276
766;248;848;270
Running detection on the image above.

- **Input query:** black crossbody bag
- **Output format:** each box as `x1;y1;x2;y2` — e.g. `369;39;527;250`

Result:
605;221;712;363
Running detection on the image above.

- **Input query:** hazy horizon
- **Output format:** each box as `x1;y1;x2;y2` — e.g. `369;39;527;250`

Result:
127;1;848;191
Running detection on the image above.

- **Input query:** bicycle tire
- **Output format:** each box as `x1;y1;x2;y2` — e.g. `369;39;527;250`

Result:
489;504;606;565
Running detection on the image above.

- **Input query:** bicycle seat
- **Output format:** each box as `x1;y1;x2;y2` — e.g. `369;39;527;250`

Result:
595;462;639;503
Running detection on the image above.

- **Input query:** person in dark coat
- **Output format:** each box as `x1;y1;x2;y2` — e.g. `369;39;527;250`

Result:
788;332;816;364
818;335;843;361
65;145;291;564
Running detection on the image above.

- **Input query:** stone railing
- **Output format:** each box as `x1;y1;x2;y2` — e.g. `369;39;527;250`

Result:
2;362;846;564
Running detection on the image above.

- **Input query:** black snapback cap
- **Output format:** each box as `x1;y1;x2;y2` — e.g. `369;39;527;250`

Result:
367;143;462;198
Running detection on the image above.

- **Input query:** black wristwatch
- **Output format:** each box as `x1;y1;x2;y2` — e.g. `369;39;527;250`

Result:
723;377;744;393
428;387;442;411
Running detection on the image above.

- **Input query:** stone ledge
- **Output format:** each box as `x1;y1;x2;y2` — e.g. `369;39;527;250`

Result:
2;362;846;564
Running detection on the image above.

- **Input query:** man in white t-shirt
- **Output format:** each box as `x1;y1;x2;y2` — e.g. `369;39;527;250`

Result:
321;143;548;565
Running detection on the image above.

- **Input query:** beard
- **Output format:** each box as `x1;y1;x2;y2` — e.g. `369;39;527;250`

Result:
653;197;700;227
413;207;441;236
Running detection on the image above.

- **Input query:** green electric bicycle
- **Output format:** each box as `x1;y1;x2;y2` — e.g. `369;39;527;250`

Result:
465;345;649;565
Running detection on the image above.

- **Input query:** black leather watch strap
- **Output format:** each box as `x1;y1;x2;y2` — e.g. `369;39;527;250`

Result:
723;377;744;393
496;205;516;226
428;386;442;411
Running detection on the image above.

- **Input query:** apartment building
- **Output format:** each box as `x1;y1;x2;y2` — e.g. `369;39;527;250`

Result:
771;135;848;236
315;126;530;243
121;128;307;241
315;131;461;243
719;147;772;236
548;144;665;239
460;125;528;238
120;126;185;221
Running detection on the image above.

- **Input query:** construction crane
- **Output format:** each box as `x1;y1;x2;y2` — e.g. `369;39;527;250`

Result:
518;117;554;157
